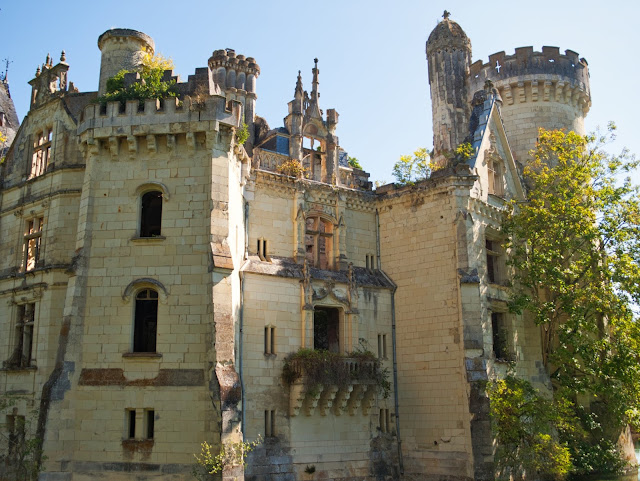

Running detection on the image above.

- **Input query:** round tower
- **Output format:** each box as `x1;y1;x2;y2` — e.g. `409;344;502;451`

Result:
97;28;155;95
426;12;472;165
469;46;591;165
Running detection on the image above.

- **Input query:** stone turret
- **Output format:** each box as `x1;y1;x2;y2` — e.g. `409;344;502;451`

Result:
98;28;154;95
208;49;260;147
0;75;19;153
469;46;591;164
426;11;472;166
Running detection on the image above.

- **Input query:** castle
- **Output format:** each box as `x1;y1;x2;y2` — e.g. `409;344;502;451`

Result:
0;14;591;481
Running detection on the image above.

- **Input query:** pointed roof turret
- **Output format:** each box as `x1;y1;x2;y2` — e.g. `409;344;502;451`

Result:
306;58;322;119
426;10;471;55
294;70;303;98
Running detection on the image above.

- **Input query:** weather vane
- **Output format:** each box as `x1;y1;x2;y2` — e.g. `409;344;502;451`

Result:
443;10;451;19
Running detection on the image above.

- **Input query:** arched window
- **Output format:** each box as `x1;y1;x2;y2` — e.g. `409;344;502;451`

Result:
140;191;163;237
134;289;158;352
305;217;333;269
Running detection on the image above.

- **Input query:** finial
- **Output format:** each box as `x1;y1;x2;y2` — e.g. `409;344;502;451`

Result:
314;58;318;66
60;50;66;62
294;69;303;97
443;10;451;19
46;53;51;67
35;65;41;77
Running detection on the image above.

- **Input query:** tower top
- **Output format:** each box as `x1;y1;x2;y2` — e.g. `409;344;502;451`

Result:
426;14;471;56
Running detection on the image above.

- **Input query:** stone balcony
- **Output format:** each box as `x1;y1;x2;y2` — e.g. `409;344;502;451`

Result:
286;356;379;417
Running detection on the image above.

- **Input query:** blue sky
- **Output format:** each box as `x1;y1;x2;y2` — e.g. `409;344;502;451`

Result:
2;0;638;184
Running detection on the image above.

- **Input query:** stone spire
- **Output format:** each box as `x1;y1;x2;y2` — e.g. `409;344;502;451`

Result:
306;58;322;119
426;12;472;166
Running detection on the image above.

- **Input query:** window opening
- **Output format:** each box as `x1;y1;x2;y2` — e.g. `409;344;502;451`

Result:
7;412;26;463
140;191;163;237
379;409;391;433
133;289;158;353
264;326;276;355
127;410;136;439
145;410;155;439
264;410;276;437
24;217;43;271
485;238;504;284
313;307;340;353
6;303;35;368
492;312;510;360
305;217;333;269
257;238;269;261
378;333;387;359
30;128;52;178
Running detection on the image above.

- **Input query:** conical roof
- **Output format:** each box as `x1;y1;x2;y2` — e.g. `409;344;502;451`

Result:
426;17;471;55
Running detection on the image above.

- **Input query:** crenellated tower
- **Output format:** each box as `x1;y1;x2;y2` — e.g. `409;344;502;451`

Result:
97;28;155;95
208;49;260;147
469;46;591;165
426;11;472;166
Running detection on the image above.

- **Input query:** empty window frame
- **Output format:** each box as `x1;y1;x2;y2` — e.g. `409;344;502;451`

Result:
377;333;387;360
379;408;391;434
24;217;43;271
491;312;510;360
313;307;340;353
487;157;504;197
305;217;333;269
485;238;505;284
133;289;158;353
30;128;53;178
6;303;35;369
264;410;276;437
264;326;276;355
140;191;163;237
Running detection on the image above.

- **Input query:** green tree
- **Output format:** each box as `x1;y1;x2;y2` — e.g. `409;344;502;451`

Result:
347;156;362;169
500;125;640;475
98;53;177;105
392;148;430;185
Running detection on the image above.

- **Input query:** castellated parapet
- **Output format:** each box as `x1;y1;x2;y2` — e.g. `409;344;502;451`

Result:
97;28;155;95
470;46;591;164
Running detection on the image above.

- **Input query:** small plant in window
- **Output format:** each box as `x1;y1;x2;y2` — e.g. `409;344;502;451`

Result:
236;122;249;145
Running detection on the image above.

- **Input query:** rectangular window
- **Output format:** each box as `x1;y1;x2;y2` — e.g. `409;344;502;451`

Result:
145;410;155;439
127;410;136;439
24;217;43;271
485;238;505;284
488;158;504;197
379;409;391;434
5;303;35;369
264;326;276;355
377;334;387;359
492;312;510;360
30;128;53;178
264;410;275;437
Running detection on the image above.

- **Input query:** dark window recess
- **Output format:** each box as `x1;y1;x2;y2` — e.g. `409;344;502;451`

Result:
314;307;340;352
146;410;155;439
140;191;163;237
5;304;35;369
133;289;158;353
128;410;136;439
7;414;26;463
492;312;509;360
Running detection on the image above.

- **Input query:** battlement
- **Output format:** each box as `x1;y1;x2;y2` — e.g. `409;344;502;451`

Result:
77;95;242;137
470;46;590;96
209;49;260;94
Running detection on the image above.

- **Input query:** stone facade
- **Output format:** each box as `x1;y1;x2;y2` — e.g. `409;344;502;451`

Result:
0;14;590;481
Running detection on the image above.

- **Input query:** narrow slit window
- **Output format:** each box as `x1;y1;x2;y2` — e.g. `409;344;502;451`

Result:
264;326;276;355
378;334;387;360
265;410;276;437
145;410;155;439
379;409;391;433
6;303;36;368
127;410;136;439
257;238;268;261
140;191;163;237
